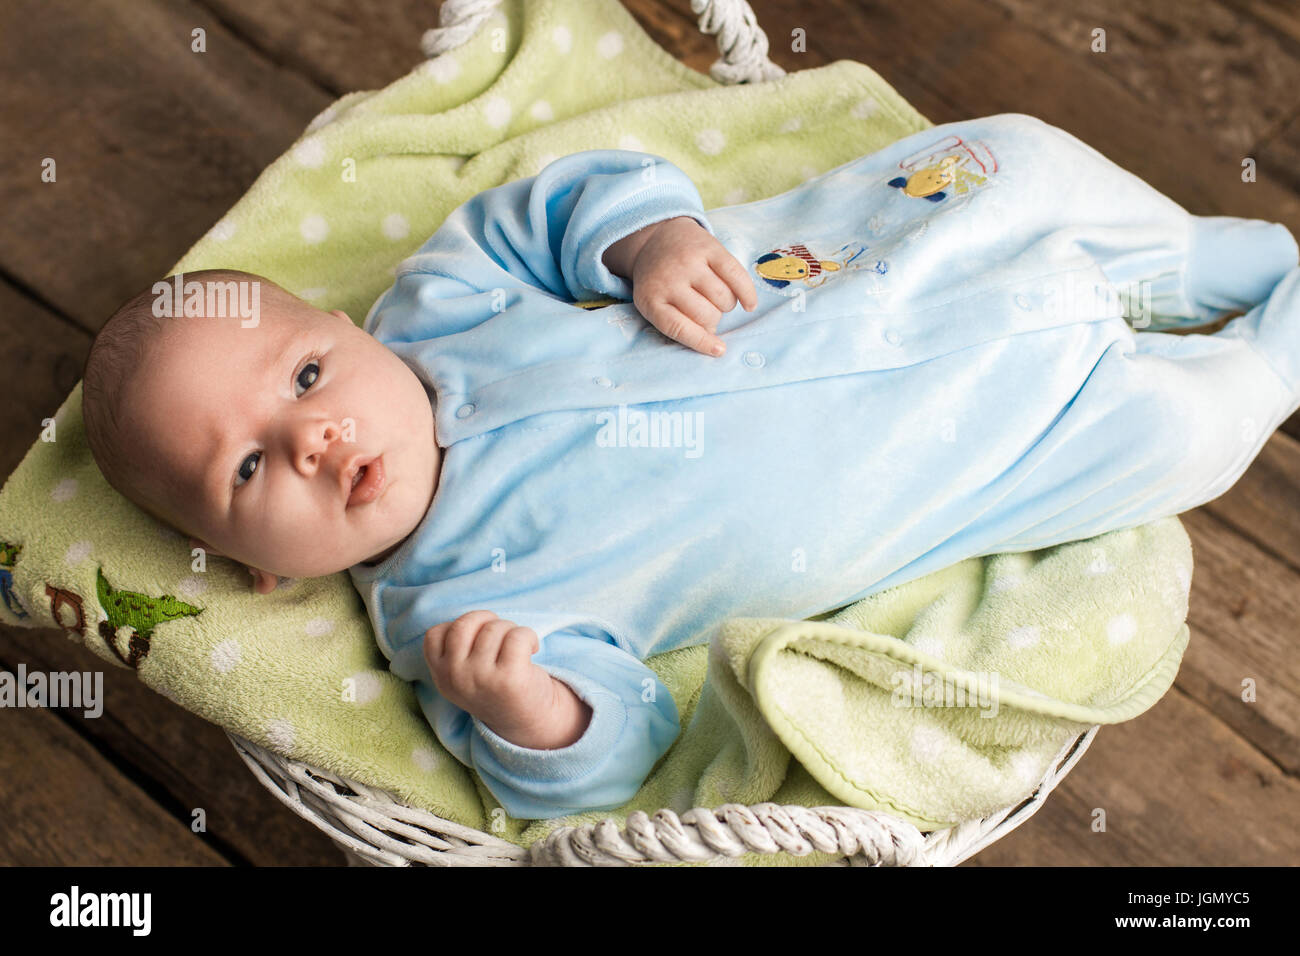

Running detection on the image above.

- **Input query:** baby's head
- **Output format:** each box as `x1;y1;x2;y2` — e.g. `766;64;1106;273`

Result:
81;269;440;592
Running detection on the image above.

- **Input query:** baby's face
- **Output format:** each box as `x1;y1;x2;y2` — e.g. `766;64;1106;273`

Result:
122;289;439;583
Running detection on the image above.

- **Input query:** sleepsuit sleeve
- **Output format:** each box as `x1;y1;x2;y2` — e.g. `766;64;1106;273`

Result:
363;149;714;336
985;213;1300;554
1066;207;1300;332
420;627;681;820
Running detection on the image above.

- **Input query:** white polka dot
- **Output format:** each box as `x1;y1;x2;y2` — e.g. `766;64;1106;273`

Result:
616;133;644;152
1011;752;1042;786
551;25;572;54
723;188;747;205
778;116;802;134
850;97;879;119
176;575;208;600
208;218;237;241
412;746;442;772
381;212;409;240
910;724;949;763
51;477;77;502
306;106;338;132
293;137;327;168
530;100;554;122
63;540;92;566
299;214;330;243
298;287;328;301
346;672;381;705
989;574;1022;593
595;31;624;58
421;54;461;83
211;639;241;674
1107;613;1137;645
913;635;945;658
266;717;295;751
1087;549;1111;574
304;618;335;637
1007;625;1040;649
482;95;511;129
696;128;726;156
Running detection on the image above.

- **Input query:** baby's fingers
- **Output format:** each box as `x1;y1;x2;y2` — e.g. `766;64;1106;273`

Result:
648;297;727;356
709;250;758;312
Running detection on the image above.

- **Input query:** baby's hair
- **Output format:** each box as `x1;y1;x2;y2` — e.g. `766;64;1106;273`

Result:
80;267;277;537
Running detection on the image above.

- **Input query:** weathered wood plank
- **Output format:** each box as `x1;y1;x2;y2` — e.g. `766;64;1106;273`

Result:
0;0;331;331
0;623;345;865
966;686;1300;865
0;667;232;866
982;0;1300;162
198;0;453;94
1177;508;1300;771
1202;429;1300;572
0;280;87;482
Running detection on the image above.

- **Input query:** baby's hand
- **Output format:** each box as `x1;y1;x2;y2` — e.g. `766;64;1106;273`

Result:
423;611;592;749
614;217;757;357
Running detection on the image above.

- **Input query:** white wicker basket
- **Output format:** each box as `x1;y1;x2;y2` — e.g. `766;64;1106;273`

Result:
227;725;1098;866
226;0;1101;866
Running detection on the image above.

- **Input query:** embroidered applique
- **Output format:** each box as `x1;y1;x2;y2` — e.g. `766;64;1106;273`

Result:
886;134;999;203
92;567;203;670
573;296;621;310
754;240;888;296
0;540;28;619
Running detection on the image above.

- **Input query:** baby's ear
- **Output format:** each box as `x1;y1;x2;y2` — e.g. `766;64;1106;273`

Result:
329;308;351;323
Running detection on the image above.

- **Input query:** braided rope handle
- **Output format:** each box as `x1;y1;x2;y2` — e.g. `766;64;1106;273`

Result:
420;0;502;57
421;0;785;84
528;802;927;866
689;0;785;84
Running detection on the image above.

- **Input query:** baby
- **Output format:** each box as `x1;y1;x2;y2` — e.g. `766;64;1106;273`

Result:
81;113;1300;820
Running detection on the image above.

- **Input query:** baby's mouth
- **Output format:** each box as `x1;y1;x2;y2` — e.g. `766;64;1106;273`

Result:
347;455;385;508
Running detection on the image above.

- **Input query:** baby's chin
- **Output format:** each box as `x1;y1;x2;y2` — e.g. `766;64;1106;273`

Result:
365;540;403;564
283;539;403;577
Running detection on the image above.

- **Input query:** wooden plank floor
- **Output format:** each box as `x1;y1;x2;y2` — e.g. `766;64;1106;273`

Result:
1;0;1297;866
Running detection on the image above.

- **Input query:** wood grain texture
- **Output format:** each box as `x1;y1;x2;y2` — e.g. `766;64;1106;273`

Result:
966;687;1300;866
0;670;232;867
0;625;344;865
0;0;330;330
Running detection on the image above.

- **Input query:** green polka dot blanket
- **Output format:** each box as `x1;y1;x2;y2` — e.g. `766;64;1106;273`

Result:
0;0;1191;862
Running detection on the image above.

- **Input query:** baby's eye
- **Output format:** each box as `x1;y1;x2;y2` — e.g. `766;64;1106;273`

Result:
234;452;260;488
295;359;321;397
233;357;321;491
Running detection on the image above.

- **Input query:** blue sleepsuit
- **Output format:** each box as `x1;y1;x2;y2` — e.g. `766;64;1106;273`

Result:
348;113;1300;820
